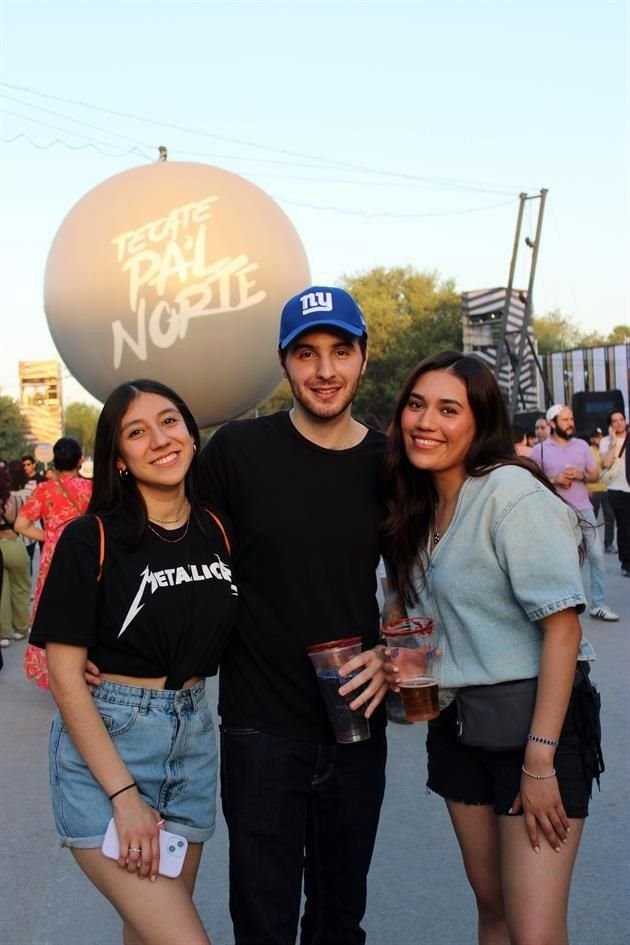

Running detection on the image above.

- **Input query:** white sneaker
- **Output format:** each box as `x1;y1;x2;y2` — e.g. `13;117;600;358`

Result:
11;632;26;641
0;639;10;648
589;606;620;622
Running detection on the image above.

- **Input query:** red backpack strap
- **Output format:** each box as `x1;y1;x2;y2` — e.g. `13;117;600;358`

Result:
94;515;105;582
204;508;231;555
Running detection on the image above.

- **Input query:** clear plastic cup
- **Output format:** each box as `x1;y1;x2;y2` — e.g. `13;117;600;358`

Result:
382;618;440;723
306;637;371;744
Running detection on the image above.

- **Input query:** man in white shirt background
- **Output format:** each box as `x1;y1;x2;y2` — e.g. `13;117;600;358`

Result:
599;410;630;578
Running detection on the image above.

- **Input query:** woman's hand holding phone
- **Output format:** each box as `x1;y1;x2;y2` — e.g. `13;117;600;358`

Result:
102;816;187;879
111;788;164;880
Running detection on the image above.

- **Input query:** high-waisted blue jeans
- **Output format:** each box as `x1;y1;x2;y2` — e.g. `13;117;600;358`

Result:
49;679;218;847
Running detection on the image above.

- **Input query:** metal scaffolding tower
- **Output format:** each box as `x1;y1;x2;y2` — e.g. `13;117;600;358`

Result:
494;189;550;418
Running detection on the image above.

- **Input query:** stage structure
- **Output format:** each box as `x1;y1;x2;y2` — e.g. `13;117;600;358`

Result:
471;189;550;418
539;343;629;416
18;360;63;446
461;287;549;412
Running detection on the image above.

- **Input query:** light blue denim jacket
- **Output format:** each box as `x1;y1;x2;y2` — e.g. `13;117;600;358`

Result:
408;465;591;689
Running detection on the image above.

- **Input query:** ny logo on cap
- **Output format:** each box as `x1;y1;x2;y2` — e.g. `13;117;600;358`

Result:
300;291;333;315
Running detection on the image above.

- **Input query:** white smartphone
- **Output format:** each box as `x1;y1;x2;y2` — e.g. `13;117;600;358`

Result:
101;817;188;878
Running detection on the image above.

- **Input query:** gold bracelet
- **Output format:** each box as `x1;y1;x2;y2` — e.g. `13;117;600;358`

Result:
521;764;556;780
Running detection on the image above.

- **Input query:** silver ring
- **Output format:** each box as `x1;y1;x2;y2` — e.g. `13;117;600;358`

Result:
128;846;142;854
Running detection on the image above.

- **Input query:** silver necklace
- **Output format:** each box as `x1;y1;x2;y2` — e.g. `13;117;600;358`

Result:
433;485;464;547
147;517;190;544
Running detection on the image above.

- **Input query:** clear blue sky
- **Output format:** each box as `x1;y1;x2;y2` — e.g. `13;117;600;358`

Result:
1;0;628;404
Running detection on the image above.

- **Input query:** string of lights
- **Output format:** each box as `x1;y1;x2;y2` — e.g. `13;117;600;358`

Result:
273;195;515;219
0;79;526;196
0;109;153;158
0;131;151;159
0;130;517;219
0;91;155;149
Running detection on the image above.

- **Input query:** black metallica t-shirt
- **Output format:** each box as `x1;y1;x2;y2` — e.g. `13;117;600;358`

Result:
199;411;387;741
30;510;238;689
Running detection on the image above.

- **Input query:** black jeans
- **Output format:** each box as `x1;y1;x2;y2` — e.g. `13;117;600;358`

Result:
608;489;630;569
590;491;615;549
220;725;387;945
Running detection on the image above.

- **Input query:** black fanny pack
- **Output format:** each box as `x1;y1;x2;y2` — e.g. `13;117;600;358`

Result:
455;667;594;753
455;677;538;751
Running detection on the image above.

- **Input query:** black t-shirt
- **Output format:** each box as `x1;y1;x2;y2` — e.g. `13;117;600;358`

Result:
199;411;387;740
30;510;238;689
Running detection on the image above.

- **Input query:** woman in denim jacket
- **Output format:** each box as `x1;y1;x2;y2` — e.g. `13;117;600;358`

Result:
383;351;602;945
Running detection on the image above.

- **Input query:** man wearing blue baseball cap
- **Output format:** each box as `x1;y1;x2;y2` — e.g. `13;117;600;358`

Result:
200;285;388;945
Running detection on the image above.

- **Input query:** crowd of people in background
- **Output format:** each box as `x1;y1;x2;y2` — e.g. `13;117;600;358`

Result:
513;404;629;585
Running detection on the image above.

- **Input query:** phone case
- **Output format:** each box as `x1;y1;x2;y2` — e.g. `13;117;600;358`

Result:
101;817;188;878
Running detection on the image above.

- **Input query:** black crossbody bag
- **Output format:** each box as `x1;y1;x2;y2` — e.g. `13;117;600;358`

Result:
455;667;593;753
455;677;538;751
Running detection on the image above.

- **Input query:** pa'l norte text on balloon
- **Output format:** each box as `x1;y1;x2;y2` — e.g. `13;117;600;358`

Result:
111;197;266;368
111;196;218;260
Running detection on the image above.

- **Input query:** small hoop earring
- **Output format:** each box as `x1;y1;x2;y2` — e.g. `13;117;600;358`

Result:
118;467;129;480
193;444;197;454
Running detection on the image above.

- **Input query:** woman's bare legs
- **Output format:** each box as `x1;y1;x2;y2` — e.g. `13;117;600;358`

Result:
445;801;509;945
446;799;584;945
499;817;584;945
73;843;209;945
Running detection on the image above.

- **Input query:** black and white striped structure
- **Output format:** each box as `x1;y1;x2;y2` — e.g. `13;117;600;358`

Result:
461;287;539;411
540;344;629;414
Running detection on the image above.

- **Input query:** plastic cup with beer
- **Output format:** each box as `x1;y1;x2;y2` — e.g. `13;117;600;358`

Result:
382;617;440;722
306;636;371;744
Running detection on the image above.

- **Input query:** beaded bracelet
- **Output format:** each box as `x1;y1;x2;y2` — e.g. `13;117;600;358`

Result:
109;781;138;800
527;733;559;747
521;764;556;780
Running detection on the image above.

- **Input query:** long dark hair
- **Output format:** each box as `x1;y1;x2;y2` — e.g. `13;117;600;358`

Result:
7;459;28;491
88;379;203;545
383;351;562;604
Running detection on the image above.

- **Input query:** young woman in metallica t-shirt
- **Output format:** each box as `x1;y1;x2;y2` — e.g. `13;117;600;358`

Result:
30;379;237;945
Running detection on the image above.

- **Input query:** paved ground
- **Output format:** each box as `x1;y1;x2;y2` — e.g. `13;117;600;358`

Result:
1;552;628;945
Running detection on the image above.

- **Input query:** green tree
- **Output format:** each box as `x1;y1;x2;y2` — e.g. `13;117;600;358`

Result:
579;329;607;348
605;324;630;344
64;402;100;457
532;309;584;353
0;395;29;458
533;310;630;352
341;267;462;429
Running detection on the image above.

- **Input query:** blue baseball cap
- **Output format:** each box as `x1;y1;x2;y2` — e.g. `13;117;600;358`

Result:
279;285;367;350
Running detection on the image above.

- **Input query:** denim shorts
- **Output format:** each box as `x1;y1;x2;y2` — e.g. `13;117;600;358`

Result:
426;667;603;818
49;679;218;848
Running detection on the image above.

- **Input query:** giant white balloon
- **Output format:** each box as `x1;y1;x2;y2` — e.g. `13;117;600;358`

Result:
44;162;310;425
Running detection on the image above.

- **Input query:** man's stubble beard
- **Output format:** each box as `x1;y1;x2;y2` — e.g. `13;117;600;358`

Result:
288;371;364;423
